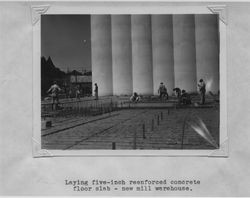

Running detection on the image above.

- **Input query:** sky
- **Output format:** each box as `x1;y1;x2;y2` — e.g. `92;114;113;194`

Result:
41;15;91;72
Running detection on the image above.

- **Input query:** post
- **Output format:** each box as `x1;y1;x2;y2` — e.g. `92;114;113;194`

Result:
168;109;170;115
181;115;189;149
142;123;146;139
87;105;90;116
112;142;116;150
133;129;137;149
110;99;113;111
98;103;101;114
151;119;154;131
79;107;82;115
157;115;160;125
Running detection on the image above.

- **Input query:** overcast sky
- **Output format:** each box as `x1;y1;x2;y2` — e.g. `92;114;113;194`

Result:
41;15;91;72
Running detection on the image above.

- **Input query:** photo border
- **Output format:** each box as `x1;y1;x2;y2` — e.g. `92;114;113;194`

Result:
32;2;228;157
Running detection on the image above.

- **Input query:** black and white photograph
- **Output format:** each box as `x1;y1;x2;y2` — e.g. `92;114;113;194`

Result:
2;1;250;196
41;14;220;150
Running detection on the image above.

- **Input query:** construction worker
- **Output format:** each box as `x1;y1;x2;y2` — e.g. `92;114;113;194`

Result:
94;83;98;100
47;81;61;110
130;92;140;103
158;82;168;100
173;87;181;104
180;90;192;105
198;79;206;104
75;85;81;100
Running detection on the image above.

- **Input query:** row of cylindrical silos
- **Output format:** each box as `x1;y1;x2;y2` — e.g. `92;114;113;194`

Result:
91;14;219;96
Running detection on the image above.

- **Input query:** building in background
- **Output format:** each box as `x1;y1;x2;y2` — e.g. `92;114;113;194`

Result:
41;56;92;99
41;14;219;97
67;73;92;97
91;14;219;96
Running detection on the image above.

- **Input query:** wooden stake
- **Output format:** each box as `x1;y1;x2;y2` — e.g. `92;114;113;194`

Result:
151;119;154;131
133;129;137;149
143;123;146;139
181;115;189;149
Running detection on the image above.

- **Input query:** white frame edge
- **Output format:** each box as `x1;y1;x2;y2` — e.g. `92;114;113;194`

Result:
31;2;228;157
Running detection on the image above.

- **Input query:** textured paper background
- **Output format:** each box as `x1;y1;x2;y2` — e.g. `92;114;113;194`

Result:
0;1;250;196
